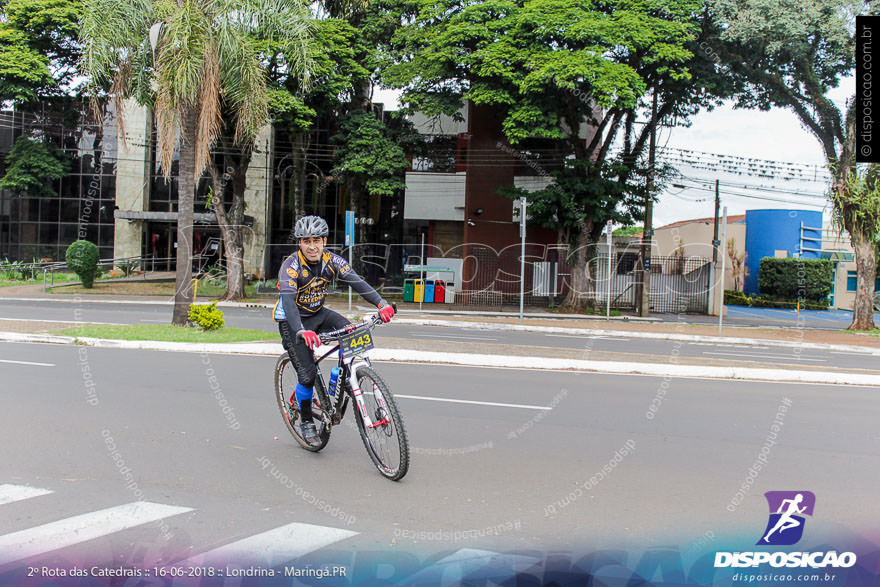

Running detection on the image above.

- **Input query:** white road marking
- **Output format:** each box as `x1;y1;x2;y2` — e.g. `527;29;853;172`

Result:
0;501;194;566
701;351;825;362
179;522;357;567
413;333;498;341
0;317;117;325
0;359;54;367
546;334;629;341
394;394;552;411
138;319;168;323
0;484;53;505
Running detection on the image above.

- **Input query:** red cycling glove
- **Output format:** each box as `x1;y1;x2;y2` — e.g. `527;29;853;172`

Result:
378;304;395;323
298;330;321;349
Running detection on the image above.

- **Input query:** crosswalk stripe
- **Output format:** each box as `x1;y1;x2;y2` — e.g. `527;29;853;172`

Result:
0;501;194;567
179;522;358;568
0;484;53;505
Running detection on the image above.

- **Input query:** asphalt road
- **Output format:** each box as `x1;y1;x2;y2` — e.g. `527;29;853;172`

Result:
1;341;879;583
666;305;880;330
1;299;877;372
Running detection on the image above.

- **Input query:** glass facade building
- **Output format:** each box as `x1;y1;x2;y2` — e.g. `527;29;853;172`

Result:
0;103;117;262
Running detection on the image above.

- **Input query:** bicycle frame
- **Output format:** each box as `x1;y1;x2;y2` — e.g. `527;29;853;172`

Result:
312;343;386;430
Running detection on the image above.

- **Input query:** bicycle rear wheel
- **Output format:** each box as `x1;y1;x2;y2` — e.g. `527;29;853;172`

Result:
274;354;331;452
352;365;409;480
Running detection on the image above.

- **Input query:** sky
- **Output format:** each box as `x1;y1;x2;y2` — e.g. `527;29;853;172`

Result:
373;76;855;231
648;77;853;228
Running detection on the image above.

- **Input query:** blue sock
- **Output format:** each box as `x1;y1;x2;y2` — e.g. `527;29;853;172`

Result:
295;383;313;403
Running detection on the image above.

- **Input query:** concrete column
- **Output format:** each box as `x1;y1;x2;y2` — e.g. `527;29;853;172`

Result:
243;124;272;279
113;100;151;263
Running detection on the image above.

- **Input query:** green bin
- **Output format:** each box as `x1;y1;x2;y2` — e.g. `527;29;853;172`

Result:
403;279;415;302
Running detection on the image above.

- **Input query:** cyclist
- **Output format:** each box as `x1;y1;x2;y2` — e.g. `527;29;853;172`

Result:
274;215;394;447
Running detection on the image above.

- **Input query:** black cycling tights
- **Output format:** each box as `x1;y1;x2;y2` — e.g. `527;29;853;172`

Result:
278;307;351;420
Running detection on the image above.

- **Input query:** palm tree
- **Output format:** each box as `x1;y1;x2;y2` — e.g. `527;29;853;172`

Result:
81;0;313;324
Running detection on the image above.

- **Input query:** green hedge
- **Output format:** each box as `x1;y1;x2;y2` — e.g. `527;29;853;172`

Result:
758;257;832;301
724;290;829;310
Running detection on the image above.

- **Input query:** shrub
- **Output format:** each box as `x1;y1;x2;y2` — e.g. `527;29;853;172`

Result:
724;290;752;306
21;258;40;280
758;257;832;301
1;259;23;281
117;259;139;277
188;302;225;330
724;289;829;310
750;297;829;310
65;240;100;288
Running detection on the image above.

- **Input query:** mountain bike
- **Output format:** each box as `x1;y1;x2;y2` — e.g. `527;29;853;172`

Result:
274;305;409;481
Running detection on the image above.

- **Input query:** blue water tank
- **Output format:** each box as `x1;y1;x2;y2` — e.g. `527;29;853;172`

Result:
744;209;823;295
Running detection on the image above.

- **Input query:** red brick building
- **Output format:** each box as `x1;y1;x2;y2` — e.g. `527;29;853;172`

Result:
404;101;597;296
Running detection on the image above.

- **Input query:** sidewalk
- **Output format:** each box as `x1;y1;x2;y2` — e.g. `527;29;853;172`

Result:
3;288;879;350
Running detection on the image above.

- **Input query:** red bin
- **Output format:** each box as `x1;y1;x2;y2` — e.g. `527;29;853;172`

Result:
433;280;446;303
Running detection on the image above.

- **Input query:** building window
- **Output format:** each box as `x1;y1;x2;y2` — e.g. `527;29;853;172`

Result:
846;271;880;292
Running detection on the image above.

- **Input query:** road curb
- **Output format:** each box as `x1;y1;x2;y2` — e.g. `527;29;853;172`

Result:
1;298;878;352
2;331;878;386
391;318;880;355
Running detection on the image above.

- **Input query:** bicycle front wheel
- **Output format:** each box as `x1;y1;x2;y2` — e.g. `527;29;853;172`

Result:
352;365;409;480
274;354;330;452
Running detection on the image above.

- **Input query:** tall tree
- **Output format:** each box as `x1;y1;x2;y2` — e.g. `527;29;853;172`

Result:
713;0;875;329
384;0;711;309
81;0;313;323
0;0;81;103
269;2;413;249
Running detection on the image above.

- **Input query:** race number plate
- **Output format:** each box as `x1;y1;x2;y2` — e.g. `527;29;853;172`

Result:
339;327;374;358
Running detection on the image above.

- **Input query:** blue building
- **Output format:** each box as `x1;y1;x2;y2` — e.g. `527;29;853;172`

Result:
743;209;823;295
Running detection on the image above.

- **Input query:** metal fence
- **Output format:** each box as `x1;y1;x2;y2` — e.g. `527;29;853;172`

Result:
262;242;714;315
411;254;712;314
595;254;712;313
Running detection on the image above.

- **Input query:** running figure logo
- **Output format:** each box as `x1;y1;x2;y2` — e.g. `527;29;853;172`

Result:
758;491;816;546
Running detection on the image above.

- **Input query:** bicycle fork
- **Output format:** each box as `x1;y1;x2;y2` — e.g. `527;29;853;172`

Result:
346;359;390;430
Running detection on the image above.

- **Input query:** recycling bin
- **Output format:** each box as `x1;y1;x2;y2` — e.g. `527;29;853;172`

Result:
413;279;423;303
424;280;435;303
403;279;414;302
444;282;455;304
434;280;446;303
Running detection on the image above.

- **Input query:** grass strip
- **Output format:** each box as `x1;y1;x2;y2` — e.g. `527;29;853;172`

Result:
59;323;277;343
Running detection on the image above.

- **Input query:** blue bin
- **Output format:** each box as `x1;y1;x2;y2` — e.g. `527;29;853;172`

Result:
423;280;435;303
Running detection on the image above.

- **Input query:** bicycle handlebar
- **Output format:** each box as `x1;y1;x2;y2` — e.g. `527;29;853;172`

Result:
297;303;397;345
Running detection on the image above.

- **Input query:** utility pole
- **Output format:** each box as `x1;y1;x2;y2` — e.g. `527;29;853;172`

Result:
639;90;657;318
712;179;720;263
606;219;613;320
519;197;528;323
718;206;728;334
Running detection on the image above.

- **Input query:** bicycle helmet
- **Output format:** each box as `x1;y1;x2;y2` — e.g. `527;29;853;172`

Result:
294;215;329;238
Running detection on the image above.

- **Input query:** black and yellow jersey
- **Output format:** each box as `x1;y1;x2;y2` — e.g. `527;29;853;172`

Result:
273;249;383;330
